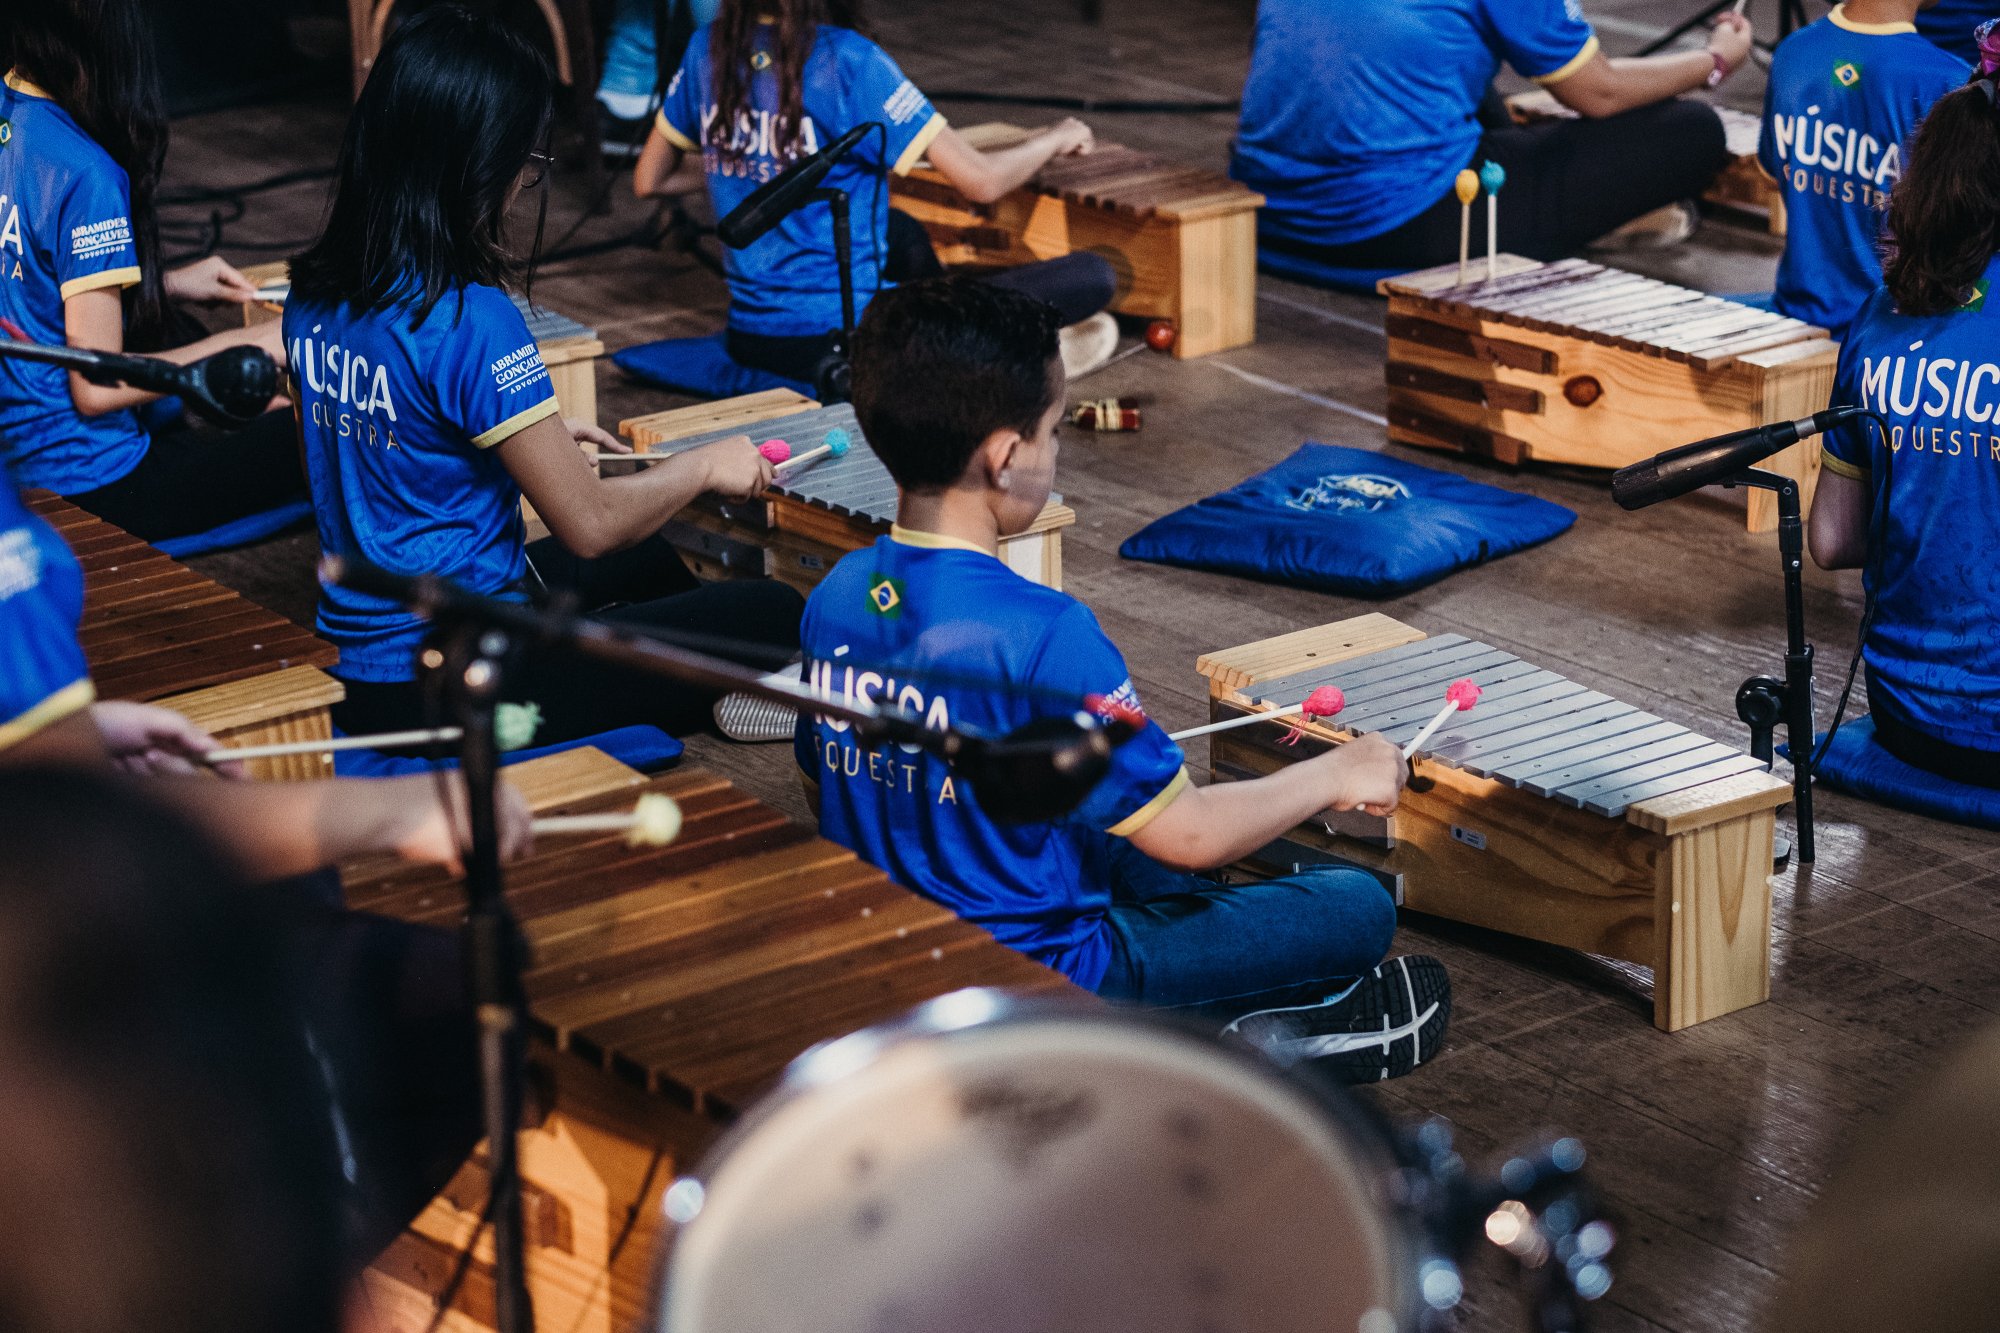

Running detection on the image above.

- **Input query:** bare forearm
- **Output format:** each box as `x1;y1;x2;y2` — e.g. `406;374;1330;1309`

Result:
590;456;715;550
135;778;398;881
68;325;271;416
1598;52;1712;110
1134;761;1347;871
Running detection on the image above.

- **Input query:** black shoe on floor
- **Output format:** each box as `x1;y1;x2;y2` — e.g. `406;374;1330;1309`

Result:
1222;954;1452;1083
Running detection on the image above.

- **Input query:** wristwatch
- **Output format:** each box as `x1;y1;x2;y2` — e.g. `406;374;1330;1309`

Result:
1706;50;1731;87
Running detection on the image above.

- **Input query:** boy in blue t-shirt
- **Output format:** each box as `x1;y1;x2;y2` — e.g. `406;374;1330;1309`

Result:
1761;2;1966;338
1915;0;1988;61
796;277;1452;1082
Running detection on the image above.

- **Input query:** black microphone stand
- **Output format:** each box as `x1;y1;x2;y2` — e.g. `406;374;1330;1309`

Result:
810;185;858;404
1723;468;1817;865
430;620;536;1333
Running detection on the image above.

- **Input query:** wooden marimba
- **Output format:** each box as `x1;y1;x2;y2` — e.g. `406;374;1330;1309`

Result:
346;747;1077;1333
1197;614;1790;1031
1379;255;1838;533
621;391;1076;592
1508;92;1784;235
890;122;1263;359
26;492;343;782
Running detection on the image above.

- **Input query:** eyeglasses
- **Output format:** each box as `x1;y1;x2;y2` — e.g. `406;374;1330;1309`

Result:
520;150;554;190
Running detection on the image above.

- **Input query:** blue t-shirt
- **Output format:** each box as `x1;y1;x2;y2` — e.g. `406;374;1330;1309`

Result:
1915;0;1987;63
0;71;150;494
656;24;945;337
1231;0;1599;246
796;530;1189;989
0;480;94;751
1761;8;1965;338
284;284;559;683
1822;257;2000;751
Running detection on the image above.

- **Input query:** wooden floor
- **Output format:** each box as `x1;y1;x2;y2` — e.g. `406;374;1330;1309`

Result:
162;3;1999;1329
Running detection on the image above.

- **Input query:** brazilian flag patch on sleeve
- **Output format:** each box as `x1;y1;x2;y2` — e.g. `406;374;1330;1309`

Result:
1833;59;1862;88
867;574;905;617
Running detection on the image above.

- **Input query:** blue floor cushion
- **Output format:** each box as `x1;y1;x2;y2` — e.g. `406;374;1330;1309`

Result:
613;333;814;400
155;500;314;559
331;723;683;778
1120;443;1575;597
1798;716;2000;831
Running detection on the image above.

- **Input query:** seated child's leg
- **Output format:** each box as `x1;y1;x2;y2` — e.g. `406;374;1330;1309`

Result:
1095;843;1397;1014
982;252;1118;327
525;532;702;609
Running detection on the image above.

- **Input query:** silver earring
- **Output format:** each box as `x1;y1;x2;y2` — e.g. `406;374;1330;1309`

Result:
998;470;1012;491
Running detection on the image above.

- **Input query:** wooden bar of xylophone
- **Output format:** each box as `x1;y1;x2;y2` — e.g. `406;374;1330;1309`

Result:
1507;92;1784;235
347;748;1078;1333
1379;255;1838;532
890;122;1264;358
25;491;344;782
621;390;1076;592
1197;614;1790;1031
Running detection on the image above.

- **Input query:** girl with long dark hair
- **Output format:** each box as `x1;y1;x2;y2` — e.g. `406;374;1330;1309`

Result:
631;0;1117;385
288;5;802;747
1811;48;2000;784
0;0;303;543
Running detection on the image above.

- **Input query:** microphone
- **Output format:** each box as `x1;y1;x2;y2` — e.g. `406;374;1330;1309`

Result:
1611;405;1865;511
716;122;877;250
0;339;278;427
321;554;1140;822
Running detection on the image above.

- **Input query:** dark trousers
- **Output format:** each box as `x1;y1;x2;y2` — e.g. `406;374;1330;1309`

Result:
1263;98;1731;270
1867;667;2000;789
1094;837;1398;1019
725;208;1118;384
334;535;804;745
66;408;308;544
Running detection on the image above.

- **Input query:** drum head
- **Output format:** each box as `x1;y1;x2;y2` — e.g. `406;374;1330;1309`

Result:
657;993;1415;1333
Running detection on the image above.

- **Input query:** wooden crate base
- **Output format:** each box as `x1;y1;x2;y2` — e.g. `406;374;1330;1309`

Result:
1199;616;1788;1031
160;664;346;782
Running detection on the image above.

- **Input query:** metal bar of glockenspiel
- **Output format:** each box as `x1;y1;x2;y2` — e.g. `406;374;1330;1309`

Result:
1569;753;1768;817
1258;646;1517;720
1523;731;1728;799
1489;719;1691;787
1246;636;1482;706
1342;663;1554;738
1448;700;1655;776
1416;681;1600;766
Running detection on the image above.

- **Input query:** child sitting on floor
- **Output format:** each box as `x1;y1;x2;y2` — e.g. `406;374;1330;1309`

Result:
794;276;1451;1081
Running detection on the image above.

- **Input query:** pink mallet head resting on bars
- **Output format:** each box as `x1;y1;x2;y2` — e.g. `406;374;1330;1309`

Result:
758;439;791;464
1303;686;1346;718
1445;679;1482;711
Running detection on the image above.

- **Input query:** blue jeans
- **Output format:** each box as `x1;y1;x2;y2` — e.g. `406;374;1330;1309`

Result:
1094;838;1398;1018
597;0;719;118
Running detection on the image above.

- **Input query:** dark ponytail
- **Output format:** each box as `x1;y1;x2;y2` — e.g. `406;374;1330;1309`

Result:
1882;79;2000;318
4;0;170;347
708;0;867;165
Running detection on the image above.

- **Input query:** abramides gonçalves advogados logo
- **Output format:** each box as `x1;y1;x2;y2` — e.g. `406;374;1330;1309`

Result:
1285;472;1412;515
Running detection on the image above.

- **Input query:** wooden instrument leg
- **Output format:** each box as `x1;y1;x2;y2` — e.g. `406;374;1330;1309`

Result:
1654;807;1776;1031
1171;209;1259;360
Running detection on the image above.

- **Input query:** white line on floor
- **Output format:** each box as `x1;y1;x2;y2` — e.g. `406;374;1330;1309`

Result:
1256;290;1387;338
1207;360;1390;428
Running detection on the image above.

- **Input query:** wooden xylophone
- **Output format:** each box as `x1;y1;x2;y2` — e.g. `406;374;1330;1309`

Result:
1379;255;1838;533
621;390;1076;592
890;122;1264;359
346;747;1077;1333
1507;92;1784;235
1197;614;1790;1031
25;491;344;782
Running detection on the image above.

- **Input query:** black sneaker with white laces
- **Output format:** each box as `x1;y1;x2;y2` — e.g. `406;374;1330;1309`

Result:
1222;955;1452;1083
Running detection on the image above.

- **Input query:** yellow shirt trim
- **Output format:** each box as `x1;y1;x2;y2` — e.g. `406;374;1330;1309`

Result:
1533;34;1602;87
60;266;143;301
654;110;697;153
4;70;52;100
893;114;949;177
0;678;97;753
887;524;993;556
1820;449;1869;481
1828;5;1916;35
1107;766;1192;838
472;396;560;450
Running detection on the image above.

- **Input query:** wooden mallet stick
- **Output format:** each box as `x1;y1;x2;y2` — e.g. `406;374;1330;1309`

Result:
773;428;853;472
205;727;458;764
1402;679;1482;761
533;792;683;847
1455;170;1480;286
1479;161;1507;282
1170;686;1344;742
